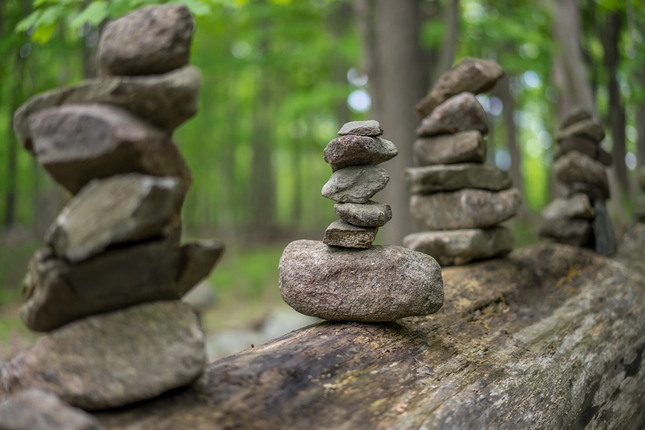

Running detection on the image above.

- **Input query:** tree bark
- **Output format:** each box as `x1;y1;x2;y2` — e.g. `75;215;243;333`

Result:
96;225;645;429
498;75;523;195
431;0;459;84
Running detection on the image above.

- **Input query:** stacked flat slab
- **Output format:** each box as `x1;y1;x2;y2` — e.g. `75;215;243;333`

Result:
403;58;521;266
539;106;617;256
278;121;444;322
0;5;224;414
634;166;645;222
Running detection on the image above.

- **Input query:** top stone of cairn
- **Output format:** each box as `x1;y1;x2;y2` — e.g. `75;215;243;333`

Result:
338;120;383;137
324;121;397;171
97;4;194;76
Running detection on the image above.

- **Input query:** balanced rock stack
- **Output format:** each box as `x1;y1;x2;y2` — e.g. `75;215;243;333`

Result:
0;4;224;414
539;106;617;256
633;166;645;222
279;121;444;322
402;58;521;266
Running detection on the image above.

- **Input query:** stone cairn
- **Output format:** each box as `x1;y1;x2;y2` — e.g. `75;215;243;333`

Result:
402;58;521;266
633;166;645;222
0;4;224;419
539;106;617;255
279;121;444;322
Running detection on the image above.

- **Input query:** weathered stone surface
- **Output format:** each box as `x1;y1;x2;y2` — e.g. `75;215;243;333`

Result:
403;227;513;266
20;240;223;332
560;106;592;129
29;104;191;195
555;118;605;144
417;93;488;137
323;135;397;171
554;136;598;161
321;165;389;203
337;120;383;137
415;57;504;117
634;194;645;221
403;164;511;194
334;201;392;227
2;301;206;410
46;174;184;263
279;240;443;322
413;130;486;166
0;389;103;430
323;220;377;249
97;4;194;76
555;151;610;199
14;66;201;151
541;193;594;220
410;188;521;230
593;199;617;256
539;217;592;247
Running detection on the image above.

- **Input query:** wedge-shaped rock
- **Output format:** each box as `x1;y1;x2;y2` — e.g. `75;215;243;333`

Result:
560;106;592;129
555;151;610;199
541;193;594;220
334;201;392;227
46;174;184;263
279;240;443;322
321;165;389;203
97;4;194;76
410;188;521;230
29;104;191;195
555;136;598;161
323;220;377;248
403;164;511;194
415;58;504;117
0;389;104;430
2;301;206;410
593;199;617;256
337;120;383;137
323;135;397;171
417;92;488;137
539;218;592;247
14;66;201;151
414;130;486;166
20;240;223;332
555;119;605;144
403;227;513;266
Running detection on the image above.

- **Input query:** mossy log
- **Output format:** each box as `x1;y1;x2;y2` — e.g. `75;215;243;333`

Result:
96;224;645;430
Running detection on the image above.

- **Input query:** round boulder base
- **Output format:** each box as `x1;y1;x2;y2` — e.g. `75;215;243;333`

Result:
279;240;443;322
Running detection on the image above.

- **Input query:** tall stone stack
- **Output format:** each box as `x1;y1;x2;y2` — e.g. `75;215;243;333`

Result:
279;121;444;322
539;107;617;255
402;58;521;266
0;4;224;412
633;166;645;222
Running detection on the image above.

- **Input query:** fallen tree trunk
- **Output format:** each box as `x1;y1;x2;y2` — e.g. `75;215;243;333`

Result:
96;224;645;430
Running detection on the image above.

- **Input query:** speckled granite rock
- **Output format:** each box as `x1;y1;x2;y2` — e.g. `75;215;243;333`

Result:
323;220;377;249
333;201;392;227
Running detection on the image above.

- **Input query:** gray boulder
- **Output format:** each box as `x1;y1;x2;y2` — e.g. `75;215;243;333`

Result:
323;135;397;171
333;201;392;227
403;164;511;194
539;218;592;247
97;4;194;76
337;120;383;137
279;240;443;322
321;165;389;203
323;220;377;249
414;130;486;166
555;119;605;144
416;92;489;137
555;151;610;199
541;193;594;220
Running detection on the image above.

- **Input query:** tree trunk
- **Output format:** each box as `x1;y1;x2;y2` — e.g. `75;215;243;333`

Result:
431;0;459;84
498;75;523;195
637;69;645;169
96;225;645;429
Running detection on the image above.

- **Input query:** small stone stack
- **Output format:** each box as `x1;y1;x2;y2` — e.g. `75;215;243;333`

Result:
1;4;224;413
279;121;444;322
402;58;521;266
539;107;617;255
321;120;396;248
633;166;645;222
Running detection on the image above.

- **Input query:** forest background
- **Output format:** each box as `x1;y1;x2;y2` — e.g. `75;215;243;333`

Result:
0;0;644;356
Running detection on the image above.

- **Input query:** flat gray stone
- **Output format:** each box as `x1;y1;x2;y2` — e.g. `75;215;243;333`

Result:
403;227;514;266
321;165;389;203
539;218;592;247
410;188;521;230
555;119;605;144
0;389;103;430
279;240;443;322
333;201;392;227
415;57;504;117
323;135;397;171
337;120;383;137
97;4;194;76
541;193;594;220
2;301;206;410
593;199;617;256
555;136;598;161
414;130;486;166
555;151;610;199
20;240;223;332
14;66;201;152
403;164;511;194
46;174;184;263
323;220;377;248
29;104;192;195
417;92;489;137
560;106;593;129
